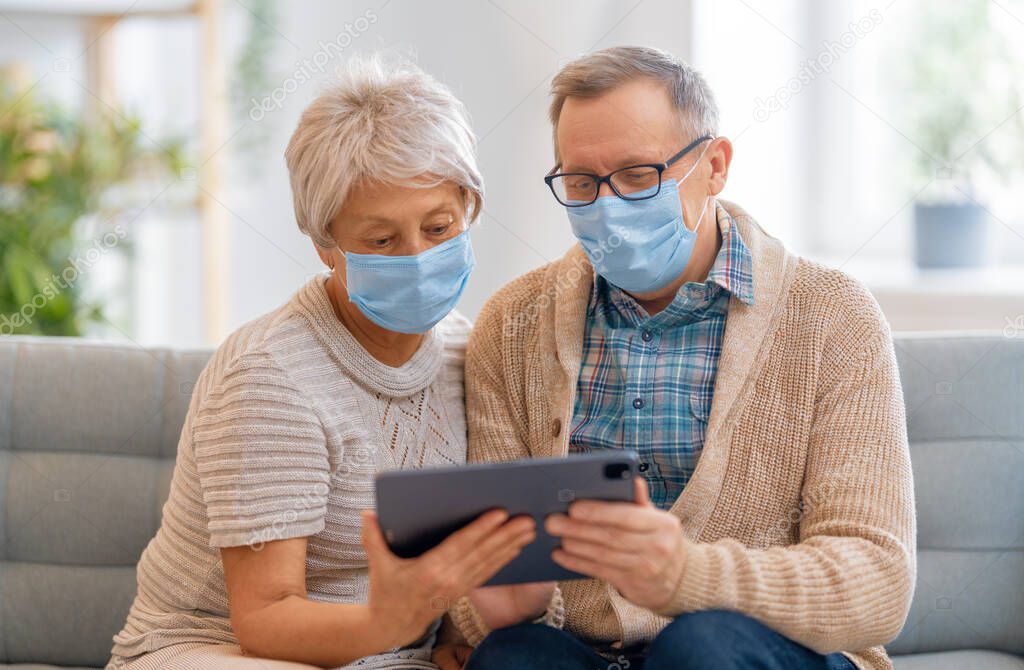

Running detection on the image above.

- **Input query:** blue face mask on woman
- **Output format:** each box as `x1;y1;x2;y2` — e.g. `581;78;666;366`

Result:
341;228;475;334
566;144;712;294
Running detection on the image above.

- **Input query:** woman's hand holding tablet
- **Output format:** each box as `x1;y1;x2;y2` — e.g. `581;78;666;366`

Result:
360;507;536;648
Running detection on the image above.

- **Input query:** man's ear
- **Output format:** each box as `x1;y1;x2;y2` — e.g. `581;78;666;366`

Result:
707;137;733;196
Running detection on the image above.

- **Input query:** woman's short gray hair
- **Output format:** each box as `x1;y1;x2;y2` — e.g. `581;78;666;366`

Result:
285;54;484;248
549;46;719;161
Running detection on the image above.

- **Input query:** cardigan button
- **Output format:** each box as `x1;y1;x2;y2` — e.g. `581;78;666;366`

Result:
551;418;562;437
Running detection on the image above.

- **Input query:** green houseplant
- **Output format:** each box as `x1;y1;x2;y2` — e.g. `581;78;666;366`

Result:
0;63;182;336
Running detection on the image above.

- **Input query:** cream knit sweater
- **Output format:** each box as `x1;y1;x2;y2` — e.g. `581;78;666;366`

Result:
451;201;916;670
110;275;470;669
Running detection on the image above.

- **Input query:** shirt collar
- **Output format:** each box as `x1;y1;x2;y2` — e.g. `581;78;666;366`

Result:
705;201;755;306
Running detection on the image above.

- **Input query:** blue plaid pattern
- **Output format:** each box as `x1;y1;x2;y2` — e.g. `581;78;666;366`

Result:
569;205;755;509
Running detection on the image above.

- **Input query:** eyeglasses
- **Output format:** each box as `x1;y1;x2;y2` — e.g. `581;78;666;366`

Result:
544;135;713;207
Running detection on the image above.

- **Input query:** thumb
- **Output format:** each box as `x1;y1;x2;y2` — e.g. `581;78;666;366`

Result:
634;475;652;507
360;510;391;561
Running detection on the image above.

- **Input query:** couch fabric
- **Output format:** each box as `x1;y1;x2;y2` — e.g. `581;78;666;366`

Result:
0;333;1021;668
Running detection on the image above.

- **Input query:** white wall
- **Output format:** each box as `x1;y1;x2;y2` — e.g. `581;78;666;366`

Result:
218;0;697;337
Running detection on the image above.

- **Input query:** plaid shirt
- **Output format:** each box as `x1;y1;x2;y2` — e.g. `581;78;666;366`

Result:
569;204;755;509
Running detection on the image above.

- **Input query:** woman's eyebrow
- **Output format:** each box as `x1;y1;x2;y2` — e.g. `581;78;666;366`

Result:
420;203;458;219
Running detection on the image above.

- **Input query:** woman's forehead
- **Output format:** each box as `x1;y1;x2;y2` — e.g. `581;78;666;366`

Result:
336;181;465;230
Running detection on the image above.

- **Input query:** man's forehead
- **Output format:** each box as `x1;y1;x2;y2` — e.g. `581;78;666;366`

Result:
555;82;680;165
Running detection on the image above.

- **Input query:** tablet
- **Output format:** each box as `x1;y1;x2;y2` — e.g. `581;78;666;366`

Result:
375;451;639;586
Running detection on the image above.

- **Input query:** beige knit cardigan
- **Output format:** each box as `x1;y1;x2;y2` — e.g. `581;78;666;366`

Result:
450;201;916;670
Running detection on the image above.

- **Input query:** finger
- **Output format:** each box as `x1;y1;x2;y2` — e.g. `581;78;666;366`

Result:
551;548;623;584
634;475;652;507
568;500;663;531
558;537;639;569
455;644;472;665
460;542;525;591
432;646;459;670
429;509;510;562
360;511;392;562
462;528;534;587
545;515;645;549
467;516;536;558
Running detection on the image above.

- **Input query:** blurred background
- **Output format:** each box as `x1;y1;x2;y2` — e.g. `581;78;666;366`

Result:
1;0;1022;347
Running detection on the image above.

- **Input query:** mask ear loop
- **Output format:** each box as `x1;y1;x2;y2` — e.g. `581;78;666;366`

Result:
673;139;714;234
692;194;713;233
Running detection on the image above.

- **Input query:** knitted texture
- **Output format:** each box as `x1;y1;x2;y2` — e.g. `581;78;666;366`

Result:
453;200;916;670
109;274;470;670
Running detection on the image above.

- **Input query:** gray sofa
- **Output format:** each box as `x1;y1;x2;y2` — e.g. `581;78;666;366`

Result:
0;333;1021;669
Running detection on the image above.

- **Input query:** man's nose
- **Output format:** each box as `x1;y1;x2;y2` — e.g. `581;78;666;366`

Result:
597;180;616;198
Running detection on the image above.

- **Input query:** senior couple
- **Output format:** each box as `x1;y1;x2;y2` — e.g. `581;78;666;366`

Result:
107;46;915;670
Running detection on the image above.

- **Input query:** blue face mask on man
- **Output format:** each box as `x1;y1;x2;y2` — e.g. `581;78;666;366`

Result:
566;142;712;294
341;228;475;334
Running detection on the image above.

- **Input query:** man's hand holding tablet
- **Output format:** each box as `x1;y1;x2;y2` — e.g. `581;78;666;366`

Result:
546;475;687;611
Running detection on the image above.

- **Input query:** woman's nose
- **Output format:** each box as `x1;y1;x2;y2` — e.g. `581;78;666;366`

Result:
399;238;430;256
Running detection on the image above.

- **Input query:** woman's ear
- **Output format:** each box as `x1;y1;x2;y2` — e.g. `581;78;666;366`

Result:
707;137;733;196
316;244;337;270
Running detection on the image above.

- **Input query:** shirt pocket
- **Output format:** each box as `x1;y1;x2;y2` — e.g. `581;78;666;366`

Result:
688;393;712;424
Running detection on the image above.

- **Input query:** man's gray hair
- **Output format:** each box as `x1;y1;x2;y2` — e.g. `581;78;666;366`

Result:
285;54;484;248
548;46;719;160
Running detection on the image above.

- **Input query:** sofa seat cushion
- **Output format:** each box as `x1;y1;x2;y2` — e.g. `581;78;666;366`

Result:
893;650;1024;670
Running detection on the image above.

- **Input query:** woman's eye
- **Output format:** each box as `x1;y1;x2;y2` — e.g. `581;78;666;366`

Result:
428;222;453;235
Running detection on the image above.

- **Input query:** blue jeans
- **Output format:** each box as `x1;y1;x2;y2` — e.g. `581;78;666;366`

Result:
464;609;858;670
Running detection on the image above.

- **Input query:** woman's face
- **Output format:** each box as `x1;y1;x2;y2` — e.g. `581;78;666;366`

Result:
327;180;468;257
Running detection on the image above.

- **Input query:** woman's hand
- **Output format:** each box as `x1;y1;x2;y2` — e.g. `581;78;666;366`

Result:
469;581;556;630
431;642;473;670
362;509;536;648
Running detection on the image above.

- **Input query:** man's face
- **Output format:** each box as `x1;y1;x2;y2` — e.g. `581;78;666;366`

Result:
555;78;706;207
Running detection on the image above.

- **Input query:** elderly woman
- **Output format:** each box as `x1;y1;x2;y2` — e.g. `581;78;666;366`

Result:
105;56;554;670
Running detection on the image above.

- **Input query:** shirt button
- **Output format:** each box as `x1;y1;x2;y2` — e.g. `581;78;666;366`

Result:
551;418;562;438
632;397;644;409
641;330;653;342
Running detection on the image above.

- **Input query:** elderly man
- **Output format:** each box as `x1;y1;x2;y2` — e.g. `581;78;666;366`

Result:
446;46;915;670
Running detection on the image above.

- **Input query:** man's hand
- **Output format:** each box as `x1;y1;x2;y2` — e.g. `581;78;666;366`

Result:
469;580;556;630
545;477;686;610
432;642;472;670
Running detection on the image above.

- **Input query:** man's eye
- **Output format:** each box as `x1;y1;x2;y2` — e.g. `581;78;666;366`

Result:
428;222;453;235
568;176;595;190
621;170;652;181
370;238;391;248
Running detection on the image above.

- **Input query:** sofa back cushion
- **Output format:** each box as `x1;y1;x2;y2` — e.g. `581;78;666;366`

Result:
887;334;1024;656
0;337;211;667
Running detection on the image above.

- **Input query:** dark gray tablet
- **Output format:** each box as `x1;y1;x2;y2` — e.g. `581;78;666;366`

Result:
375;451;639;586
